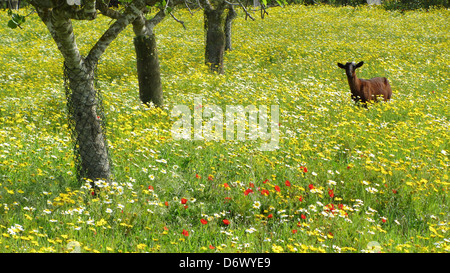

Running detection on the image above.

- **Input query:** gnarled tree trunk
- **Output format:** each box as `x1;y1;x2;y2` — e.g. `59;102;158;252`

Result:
33;0;146;183
64;62;111;181
132;11;164;107
224;6;237;52
134;34;163;106
204;4;226;74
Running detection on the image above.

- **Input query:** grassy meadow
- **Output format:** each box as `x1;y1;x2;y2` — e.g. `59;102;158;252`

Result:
0;4;449;253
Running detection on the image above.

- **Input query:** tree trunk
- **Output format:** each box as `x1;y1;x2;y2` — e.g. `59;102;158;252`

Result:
134;34;163;107
32;0;147;184
224;6;237;52
132;11;164;107
64;63;112;182
41;9;112;183
34;2;145;183
204;6;226;74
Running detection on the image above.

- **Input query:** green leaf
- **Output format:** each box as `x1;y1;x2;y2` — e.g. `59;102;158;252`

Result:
7;20;18;29
261;0;267;6
12;14;26;25
276;0;286;7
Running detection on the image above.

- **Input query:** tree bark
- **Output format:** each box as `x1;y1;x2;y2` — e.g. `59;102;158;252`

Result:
50;11;111;182
132;12;164;107
204;5;226;74
33;0;146;183
134;34;163;106
224;6;237;52
64;63;111;182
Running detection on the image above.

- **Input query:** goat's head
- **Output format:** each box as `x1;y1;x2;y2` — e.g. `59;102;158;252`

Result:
337;61;364;78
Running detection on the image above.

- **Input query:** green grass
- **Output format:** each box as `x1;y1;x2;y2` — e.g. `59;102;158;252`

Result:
0;4;449;253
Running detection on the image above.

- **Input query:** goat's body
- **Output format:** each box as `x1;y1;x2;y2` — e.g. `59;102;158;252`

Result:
349;76;392;103
338;61;392;106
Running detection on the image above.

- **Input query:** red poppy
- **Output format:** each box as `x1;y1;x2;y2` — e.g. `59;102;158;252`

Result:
267;214;273;219
195;174;201;179
209;245;215;249
347;166;351;170
244;188;253;196
181;198;188;204
261;189;270;196
163;226;169;231
392;189;398;194
292;229;297;234
263;179;269;184
208;175;214;181
222;219;230;225
224;183;230;189
298;196;303;202
148;185;154;191
200;219;208;225
308;184;314;190
184;205;188;209
301;214;306;220
328;189;335;198
326;203;335;212
275;185;281;192
164;201;169;207
301;166;308;173
249;182;255;188
285;180;291;187
182;229;189;237
381;218;387;223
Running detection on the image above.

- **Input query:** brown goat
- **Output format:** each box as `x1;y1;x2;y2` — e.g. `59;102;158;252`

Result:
338;61;392;106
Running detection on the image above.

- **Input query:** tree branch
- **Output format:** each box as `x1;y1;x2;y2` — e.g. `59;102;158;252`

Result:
48;7;85;69
97;1;123;20
34;7;57;41
184;0;195;15
223;0;240;6
236;0;255;21
148;9;166;28
87;0;147;65
169;11;187;29
65;0;98;20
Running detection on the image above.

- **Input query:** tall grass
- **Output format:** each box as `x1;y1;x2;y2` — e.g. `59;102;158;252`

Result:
0;4;448;253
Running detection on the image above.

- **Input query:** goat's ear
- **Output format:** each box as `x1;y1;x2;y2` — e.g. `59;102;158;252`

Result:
355;61;364;68
337;63;345;69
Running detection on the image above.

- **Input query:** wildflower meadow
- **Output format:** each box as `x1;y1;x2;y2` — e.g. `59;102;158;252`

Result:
0;4;449;254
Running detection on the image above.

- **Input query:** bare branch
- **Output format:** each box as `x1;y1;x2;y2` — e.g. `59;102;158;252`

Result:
223;0;240;6
184;0;194;15
87;0;147;65
169;12;187;29
196;0;203;9
260;3;268;19
236;0;255;21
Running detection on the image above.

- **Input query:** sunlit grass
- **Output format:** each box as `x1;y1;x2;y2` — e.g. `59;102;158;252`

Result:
0;4;449;253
